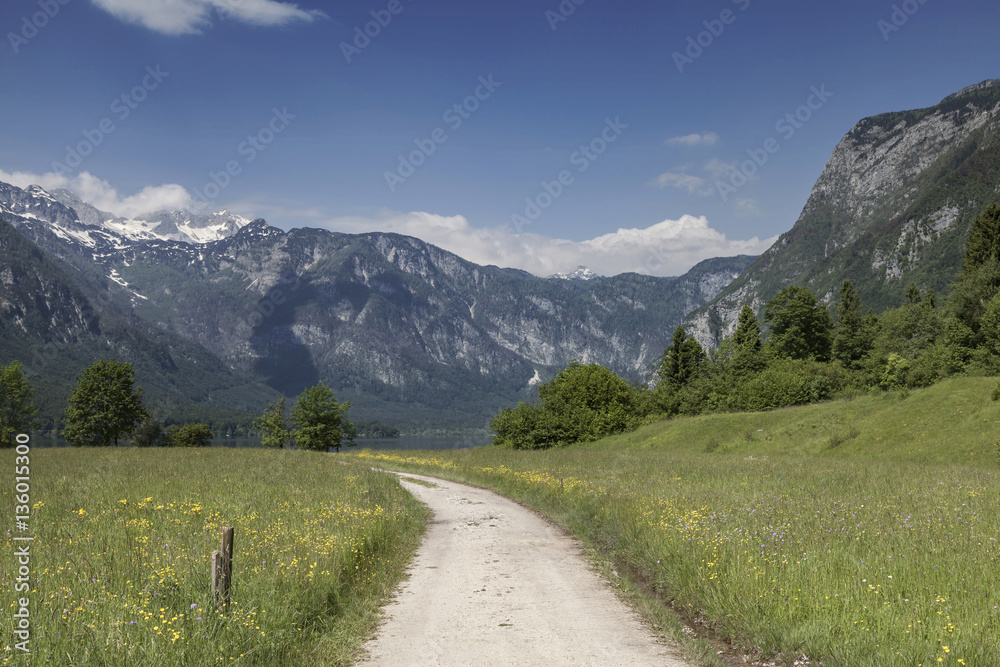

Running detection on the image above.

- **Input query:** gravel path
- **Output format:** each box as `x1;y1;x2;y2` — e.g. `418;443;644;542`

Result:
357;472;690;666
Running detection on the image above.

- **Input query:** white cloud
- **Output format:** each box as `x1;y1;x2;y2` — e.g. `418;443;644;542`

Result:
665;132;719;147
0;169;194;218
0;168;774;276
654;170;711;195
90;0;325;36
311;210;776;277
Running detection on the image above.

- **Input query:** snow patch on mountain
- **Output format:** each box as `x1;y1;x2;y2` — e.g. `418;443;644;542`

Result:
548;265;598;281
42;186;251;244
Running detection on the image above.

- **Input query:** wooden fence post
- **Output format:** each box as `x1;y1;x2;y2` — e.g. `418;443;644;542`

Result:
220;526;234;613
211;550;222;607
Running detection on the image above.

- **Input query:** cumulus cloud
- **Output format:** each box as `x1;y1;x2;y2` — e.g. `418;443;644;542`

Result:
90;0;325;36
665;132;719;147
0;168;774;276
0;169;194;218
312;210;776;277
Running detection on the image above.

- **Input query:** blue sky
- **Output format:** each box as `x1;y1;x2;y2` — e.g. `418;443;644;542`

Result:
1;0;998;276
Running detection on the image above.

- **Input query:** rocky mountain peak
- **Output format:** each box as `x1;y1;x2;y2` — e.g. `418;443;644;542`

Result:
940;78;1000;104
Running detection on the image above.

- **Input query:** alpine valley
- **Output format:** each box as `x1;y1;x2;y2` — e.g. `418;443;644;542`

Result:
5;78;1000;432
0;182;752;431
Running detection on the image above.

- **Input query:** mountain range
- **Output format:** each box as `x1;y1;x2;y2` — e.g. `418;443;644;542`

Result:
1;183;752;430
5;78;998;431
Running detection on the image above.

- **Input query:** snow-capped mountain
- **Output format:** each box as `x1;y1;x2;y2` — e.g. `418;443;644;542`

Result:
13;184;252;245
0;174;755;427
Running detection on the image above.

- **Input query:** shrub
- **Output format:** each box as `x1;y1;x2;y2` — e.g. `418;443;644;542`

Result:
131;418;163;447
880;353;911;390
163;423;213;447
733;360;818;412
490;361;642;449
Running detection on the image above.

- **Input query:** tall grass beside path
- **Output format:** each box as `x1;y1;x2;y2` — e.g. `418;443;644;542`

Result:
349;379;1000;665
1;448;428;666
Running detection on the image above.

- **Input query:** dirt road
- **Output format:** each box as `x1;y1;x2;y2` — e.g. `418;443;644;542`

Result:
358;472;689;666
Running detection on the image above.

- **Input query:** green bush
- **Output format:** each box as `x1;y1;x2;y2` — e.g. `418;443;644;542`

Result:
733;359;831;412
490;362;642;449
880;353;911;390
130;418;163;447
162;423;213;447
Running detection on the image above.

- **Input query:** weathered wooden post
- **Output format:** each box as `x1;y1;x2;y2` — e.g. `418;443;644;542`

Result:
559;477;564;492
221;526;234;612
211;550;222;606
211;527;235;612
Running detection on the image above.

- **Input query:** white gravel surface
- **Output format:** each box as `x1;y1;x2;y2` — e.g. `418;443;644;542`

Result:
357;472;690;666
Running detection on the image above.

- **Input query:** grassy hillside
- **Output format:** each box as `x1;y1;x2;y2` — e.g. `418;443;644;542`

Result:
353;377;1000;666
597;376;1000;466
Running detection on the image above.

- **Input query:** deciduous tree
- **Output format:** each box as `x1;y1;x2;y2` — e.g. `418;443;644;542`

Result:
63;359;149;447
291;385;355;452
763;286;833;362
131;417;163;447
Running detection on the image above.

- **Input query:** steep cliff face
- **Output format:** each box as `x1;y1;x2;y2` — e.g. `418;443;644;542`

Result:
685;79;1000;347
0;217;276;429
109;223;753;420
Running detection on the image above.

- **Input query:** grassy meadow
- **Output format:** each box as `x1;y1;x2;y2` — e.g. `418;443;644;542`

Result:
1;448;428;666
350;377;1000;666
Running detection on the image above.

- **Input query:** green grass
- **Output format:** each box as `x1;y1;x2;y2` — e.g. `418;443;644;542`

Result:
349;377;1000;666
1;448;428;666
609;377;1000;466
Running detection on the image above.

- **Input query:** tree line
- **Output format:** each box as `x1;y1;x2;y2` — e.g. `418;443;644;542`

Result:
1;358;356;452
491;202;1000;449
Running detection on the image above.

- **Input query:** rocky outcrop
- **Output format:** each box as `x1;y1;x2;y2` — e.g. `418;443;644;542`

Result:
685;79;1000;348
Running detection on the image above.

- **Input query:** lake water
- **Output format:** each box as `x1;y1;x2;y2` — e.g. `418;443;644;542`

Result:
29;433;493;451
213;434;493;450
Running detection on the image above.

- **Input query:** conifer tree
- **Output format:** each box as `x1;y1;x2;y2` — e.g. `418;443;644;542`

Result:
254;397;292;449
730;306;765;377
0;361;38;446
658;326;705;391
833;280;872;369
